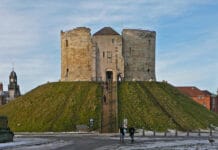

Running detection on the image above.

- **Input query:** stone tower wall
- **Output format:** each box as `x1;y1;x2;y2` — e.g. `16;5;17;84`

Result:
122;29;156;81
61;27;156;82
61;27;95;81
92;35;124;82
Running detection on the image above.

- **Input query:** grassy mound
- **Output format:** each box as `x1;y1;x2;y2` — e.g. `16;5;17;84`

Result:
118;82;218;131
0;82;102;132
0;81;218;132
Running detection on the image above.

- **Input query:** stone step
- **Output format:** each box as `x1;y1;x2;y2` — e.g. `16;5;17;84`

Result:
101;82;118;133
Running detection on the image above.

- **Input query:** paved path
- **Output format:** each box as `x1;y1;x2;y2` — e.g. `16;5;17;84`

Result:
1;133;218;149
101;82;118;133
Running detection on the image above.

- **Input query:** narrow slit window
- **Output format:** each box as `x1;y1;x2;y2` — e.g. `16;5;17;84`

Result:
66;40;68;47
107;51;112;63
66;68;69;77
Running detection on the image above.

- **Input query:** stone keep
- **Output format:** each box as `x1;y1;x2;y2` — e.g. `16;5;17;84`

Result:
61;27;156;82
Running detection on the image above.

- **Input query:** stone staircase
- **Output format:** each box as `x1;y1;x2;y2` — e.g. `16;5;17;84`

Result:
101;81;118;133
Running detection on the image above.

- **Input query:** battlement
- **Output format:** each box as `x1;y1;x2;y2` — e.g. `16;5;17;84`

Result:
61;27;91;34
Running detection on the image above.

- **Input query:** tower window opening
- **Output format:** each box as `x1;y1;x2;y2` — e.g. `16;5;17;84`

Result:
103;52;105;58
147;69;150;73
66;40;68;47
129;47;132;55
107;51;112;63
148;39;151;45
66;68;69;77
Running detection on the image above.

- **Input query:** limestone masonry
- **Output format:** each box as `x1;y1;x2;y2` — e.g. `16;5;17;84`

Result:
61;27;156;82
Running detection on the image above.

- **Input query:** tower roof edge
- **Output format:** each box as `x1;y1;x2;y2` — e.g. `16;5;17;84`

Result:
93;27;120;36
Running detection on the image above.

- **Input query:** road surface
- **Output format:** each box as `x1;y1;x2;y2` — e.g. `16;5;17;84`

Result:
0;133;218;149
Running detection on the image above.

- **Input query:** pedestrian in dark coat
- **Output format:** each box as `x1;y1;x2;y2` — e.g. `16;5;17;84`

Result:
120;125;125;143
129;127;135;143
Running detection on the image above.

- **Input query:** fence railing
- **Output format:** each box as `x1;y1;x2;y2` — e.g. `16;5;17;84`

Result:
137;128;216;137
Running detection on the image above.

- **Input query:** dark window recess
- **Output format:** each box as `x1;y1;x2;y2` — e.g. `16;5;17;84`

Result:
147;69;150;73
66;40;68;47
66;68;69;77
129;47;132;55
148;39;151;45
106;71;113;82
103;52;105;58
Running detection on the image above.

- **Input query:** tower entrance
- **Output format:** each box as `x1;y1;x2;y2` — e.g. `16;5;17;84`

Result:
106;71;113;82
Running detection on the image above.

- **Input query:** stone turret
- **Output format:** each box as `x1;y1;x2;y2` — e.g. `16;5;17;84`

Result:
122;29;156;81
92;27;124;82
61;27;95;81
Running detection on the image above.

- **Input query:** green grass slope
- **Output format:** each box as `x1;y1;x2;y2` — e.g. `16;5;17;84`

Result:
0;81;218;132
0;82;102;132
118;82;218;131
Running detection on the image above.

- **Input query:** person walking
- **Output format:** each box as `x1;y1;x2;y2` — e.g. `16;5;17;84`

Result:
129;127;135;143
120;125;125;143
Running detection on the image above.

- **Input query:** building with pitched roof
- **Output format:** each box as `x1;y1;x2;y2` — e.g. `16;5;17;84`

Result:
176;86;211;110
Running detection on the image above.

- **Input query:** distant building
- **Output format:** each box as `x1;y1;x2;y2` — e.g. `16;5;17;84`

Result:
176;86;211;110
0;82;6;105
202;90;218;113
0;70;21;105
8;70;21;100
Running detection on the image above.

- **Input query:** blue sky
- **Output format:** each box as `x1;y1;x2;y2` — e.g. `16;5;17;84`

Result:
0;0;218;94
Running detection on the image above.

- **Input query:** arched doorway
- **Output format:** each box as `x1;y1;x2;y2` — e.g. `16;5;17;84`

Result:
106;71;113;82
